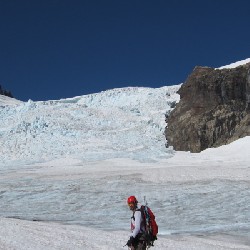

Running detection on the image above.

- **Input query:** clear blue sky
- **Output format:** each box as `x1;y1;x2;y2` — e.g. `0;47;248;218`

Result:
0;0;249;101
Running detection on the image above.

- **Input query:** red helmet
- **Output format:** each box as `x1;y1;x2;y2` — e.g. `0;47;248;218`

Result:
127;196;137;204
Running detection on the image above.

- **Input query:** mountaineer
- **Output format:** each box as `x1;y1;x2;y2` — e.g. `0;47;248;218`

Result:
126;196;147;250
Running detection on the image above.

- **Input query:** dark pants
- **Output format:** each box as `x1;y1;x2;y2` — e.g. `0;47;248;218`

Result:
132;234;146;250
134;240;146;250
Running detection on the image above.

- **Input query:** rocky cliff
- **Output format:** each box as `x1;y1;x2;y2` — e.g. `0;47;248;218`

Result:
166;62;250;152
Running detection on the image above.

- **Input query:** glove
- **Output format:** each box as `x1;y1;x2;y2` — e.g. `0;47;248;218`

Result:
126;236;135;247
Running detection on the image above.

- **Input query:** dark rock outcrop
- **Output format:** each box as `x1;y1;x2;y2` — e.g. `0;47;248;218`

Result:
0;84;14;98
166;63;250;152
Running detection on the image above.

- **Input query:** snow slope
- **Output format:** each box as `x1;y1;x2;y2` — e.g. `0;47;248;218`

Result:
216;58;250;69
0;85;179;166
0;95;22;106
1;217;249;250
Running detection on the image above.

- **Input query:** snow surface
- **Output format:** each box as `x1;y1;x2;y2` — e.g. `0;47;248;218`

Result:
0;95;23;106
0;136;250;249
0;58;250;249
0;85;179;166
216;58;250;69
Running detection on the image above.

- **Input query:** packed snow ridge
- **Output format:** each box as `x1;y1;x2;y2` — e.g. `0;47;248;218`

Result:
216;58;250;69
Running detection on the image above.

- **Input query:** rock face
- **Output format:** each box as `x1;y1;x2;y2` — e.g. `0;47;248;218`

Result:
166;63;250;152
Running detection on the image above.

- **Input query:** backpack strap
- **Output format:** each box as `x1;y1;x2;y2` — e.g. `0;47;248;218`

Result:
131;207;141;220
137;206;147;230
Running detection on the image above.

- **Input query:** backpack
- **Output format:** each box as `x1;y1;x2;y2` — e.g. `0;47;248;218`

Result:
139;205;158;247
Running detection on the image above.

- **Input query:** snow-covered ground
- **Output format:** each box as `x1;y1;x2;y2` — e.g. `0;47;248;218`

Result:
0;138;250;249
0;58;250;249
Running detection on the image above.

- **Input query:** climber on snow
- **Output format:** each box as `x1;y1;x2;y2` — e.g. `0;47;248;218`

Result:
126;196;147;250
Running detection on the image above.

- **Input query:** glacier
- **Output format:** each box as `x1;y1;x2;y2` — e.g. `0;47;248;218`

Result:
0;85;179;166
0;63;250;249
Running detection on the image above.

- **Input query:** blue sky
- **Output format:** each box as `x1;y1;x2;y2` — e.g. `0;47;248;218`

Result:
0;0;249;101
